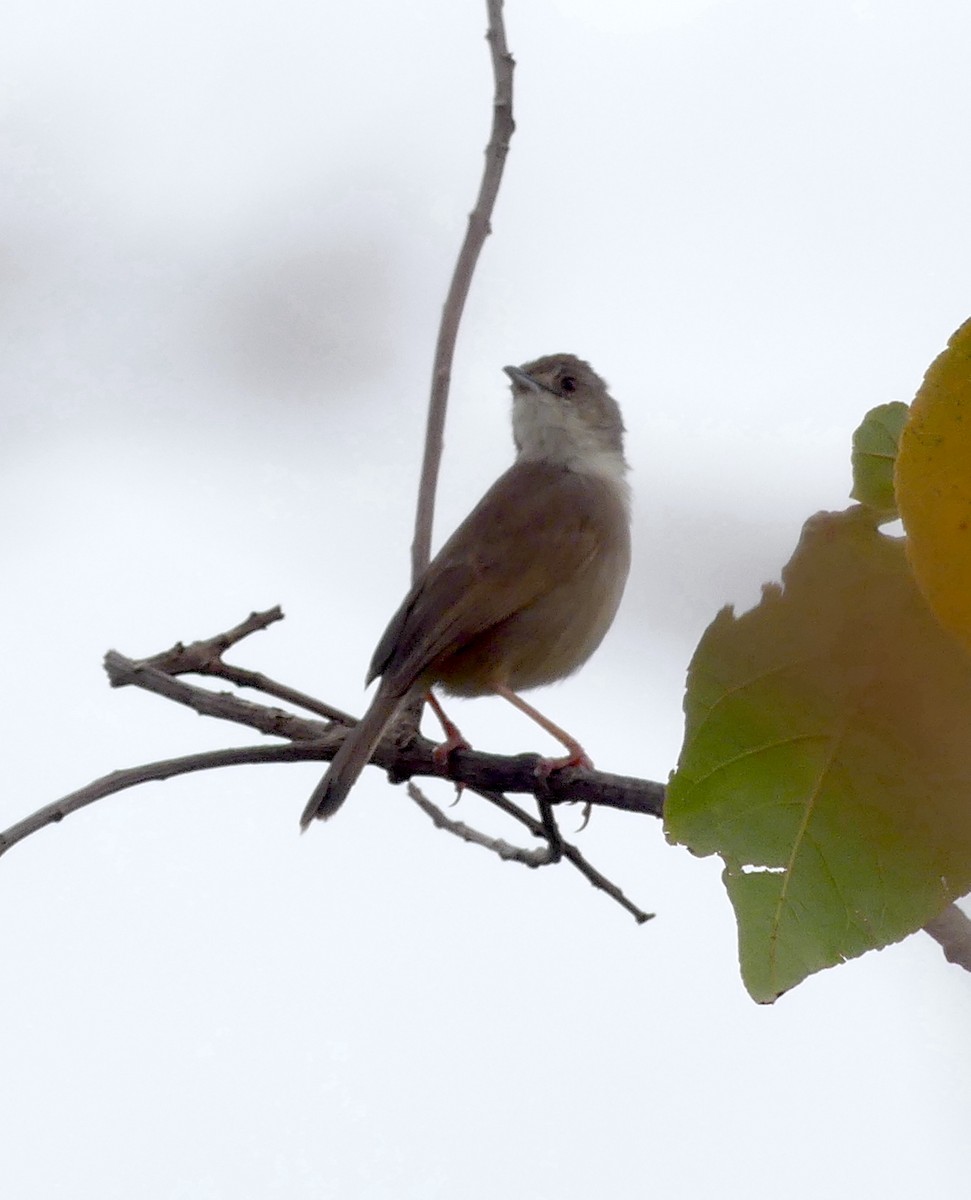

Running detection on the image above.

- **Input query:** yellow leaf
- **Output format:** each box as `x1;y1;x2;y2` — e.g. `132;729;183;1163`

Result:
895;316;971;652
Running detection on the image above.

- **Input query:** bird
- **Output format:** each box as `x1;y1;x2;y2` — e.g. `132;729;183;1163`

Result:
300;353;631;829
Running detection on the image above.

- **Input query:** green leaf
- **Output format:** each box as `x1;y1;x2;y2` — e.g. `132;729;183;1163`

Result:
666;507;971;1002
850;401;909;514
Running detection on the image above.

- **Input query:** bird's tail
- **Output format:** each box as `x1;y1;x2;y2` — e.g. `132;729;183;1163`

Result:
299;681;406;829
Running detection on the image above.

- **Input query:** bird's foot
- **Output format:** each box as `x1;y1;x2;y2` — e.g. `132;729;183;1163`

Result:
431;727;473;804
533;747;593;780
533;751;594;833
432;728;472;769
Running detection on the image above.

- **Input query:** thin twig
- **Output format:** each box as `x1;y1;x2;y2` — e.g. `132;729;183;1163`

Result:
203;662;355;725
536;795;564;863
132;607;355;724
408;783;655;924
138;606;285;672
411;0;515;578
0;742;339;858
558;839;655;924
408;783;555;866
105;651;328;743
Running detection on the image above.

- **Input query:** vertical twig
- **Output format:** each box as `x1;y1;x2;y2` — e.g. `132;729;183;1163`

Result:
410;0;516;580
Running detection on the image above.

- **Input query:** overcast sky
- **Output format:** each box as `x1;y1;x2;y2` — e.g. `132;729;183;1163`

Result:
3;1;970;1197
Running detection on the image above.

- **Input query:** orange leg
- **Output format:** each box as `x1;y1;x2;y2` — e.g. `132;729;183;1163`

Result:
426;690;471;769
492;683;593;773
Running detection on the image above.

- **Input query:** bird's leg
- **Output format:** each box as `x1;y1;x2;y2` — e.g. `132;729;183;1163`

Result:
426;690;471;769
492;683;594;773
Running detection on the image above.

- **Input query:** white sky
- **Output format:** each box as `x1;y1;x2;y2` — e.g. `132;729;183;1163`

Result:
2;1;970;1196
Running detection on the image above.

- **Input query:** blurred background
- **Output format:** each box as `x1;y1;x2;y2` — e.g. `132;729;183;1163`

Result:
2;1;970;1196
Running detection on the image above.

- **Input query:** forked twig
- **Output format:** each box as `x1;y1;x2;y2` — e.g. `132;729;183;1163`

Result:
407;782;654;924
408;783;555;867
133;606;355;725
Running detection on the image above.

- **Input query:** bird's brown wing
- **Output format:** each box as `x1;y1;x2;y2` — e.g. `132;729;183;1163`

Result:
368;461;613;691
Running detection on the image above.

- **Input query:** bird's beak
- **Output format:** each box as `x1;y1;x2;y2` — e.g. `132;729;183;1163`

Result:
503;365;542;392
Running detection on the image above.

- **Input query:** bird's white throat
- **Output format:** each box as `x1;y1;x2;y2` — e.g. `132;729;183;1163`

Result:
512;394;630;498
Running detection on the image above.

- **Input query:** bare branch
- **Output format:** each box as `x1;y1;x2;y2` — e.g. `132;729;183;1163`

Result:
407;782;655;924
5;602;664;927
127;607;355;724
104;651;327;743
0;742;338;858
411;0;515;577
200;662;355;725
139;606;285;672
407;782;555;866
0;725;655;934
103;647;666;818
558;837;655;925
924;903;971;973
0;628;664;864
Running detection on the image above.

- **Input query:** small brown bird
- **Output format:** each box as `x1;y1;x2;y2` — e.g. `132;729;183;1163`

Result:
300;353;631;828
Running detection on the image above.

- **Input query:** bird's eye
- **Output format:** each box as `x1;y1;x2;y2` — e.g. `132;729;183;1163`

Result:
560;375;577;394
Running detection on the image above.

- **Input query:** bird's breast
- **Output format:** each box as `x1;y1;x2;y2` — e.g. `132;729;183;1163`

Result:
433;471;631;697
